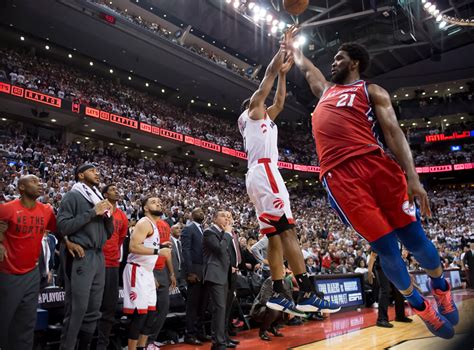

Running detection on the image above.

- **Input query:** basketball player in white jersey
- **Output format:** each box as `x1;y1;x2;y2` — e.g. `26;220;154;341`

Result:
123;196;171;350
238;43;340;315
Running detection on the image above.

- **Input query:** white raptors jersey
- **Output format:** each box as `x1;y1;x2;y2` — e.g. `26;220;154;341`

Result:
127;217;160;271
238;109;279;169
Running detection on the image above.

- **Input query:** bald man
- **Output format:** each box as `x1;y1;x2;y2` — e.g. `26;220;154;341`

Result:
0;175;57;350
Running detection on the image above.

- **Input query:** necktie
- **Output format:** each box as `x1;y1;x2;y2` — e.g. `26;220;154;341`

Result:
232;233;242;266
176;239;182;270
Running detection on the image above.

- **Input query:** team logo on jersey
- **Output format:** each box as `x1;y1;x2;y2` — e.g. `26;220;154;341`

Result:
402;200;416;217
130;291;137;301
261;123;267;134
273;198;284;210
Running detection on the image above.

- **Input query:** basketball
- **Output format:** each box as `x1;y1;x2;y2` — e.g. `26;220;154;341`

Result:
283;0;309;16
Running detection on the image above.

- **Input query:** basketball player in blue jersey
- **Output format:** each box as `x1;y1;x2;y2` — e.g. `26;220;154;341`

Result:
239;42;340;317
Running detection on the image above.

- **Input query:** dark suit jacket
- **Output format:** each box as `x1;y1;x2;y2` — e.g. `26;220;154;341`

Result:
39;234;56;277
202;225;231;285
181;222;204;279
171;236;185;281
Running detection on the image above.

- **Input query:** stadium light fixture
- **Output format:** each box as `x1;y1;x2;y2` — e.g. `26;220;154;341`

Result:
248;2;255;10
428;4;436;14
225;0;231;4
271;26;277;34
439;20;447;29
424;2;431;9
278;21;286;30
233;1;239;9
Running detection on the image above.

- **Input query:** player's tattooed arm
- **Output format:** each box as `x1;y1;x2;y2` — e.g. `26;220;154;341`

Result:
369;84;431;217
283;26;331;98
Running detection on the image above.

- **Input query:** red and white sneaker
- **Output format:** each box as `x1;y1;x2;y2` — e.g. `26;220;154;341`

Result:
431;281;459;325
412;299;454;339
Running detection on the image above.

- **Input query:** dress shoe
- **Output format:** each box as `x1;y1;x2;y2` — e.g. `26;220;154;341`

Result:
376;320;394;328
196;334;212;342
184;336;203;345
395;316;413;323
225;341;237;348
227;338;240;345
269;326;284;337
259;330;271;341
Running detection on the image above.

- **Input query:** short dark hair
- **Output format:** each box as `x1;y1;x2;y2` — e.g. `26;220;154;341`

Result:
141;196;152;214
101;183;115;196
240;98;251;113
338;42;370;73
213;209;227;220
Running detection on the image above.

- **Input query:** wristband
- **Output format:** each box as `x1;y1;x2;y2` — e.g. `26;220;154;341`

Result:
153;248;159;255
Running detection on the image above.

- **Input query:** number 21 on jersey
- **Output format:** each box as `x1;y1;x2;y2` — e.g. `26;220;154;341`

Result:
336;93;356;107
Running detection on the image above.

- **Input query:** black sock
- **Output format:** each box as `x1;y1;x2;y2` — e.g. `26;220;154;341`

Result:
272;279;285;294
295;273;314;293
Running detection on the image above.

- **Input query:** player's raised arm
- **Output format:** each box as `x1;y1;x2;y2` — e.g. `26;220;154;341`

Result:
284;27;331;98
248;49;286;120
368;83;431;218
267;56;294;121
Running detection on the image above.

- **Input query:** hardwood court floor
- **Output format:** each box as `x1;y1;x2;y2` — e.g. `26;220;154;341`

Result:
168;289;474;350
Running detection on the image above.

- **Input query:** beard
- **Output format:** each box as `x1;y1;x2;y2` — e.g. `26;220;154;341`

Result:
331;66;350;84
149;210;163;217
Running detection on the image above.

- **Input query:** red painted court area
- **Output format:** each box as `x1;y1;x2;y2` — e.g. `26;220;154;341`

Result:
167;290;474;350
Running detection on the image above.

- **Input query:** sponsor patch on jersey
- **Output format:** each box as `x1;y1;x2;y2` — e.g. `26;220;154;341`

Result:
402;200;416;217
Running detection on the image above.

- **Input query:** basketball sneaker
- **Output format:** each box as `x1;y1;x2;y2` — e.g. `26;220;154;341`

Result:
266;293;306;317
431;281;459;325
296;293;341;313
412;299;454;339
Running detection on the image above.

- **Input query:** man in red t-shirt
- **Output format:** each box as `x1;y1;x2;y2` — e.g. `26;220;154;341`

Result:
96;184;128;350
147;214;177;347
0;175;56;350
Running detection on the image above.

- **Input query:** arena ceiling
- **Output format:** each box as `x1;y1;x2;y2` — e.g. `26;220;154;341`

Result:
147;0;474;107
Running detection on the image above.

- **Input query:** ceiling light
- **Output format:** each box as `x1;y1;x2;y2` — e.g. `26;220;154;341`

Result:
427;121;431;124
271;26;277;34
252;4;260;13
446;123;449;126
424;2;431;9
76;141;81;144
272;19;279;26
433;9;440;16
109;69;113;73
207;102;211;107
248;2;255;10
233;1;239;9
68;54;72;58
460;116;464;120
45;45;50;50
210;159;214;162
51;119;56;122
278;21;286;30
428;4;436;14
89;61;94;66
393;94;397;98
439;20;447;29
266;14;273;22
223;107;227;110
157;145;162;149
126;137;131;141
85;137;89;140
412;122;417;126
434;90;438;93
191;99;195;103
400;123;404;126
154;153;157;156
140;150;144;153
422;92;426;95
124;146;128;149
109;142;114;146
459;86;464;89
91;129;96;132
20;36;25;41
225;0;231;3
405;93;409;97
161;89;165;93
145;82;149;87
443;119;447;122
128;76;132;80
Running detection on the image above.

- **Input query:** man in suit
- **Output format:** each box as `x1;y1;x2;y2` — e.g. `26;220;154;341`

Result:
39;230;57;289
224;211;241;346
463;242;474;289
181;208;210;345
170;223;186;292
203;210;233;350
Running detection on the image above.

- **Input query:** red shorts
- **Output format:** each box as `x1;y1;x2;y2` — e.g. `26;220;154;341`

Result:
322;151;416;242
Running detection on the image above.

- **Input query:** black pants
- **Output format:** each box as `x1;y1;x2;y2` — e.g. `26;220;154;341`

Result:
185;280;209;337
96;267;119;350
225;273;237;339
204;281;228;348
375;267;406;322
261;308;284;332
148;267;171;343
0;267;40;350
